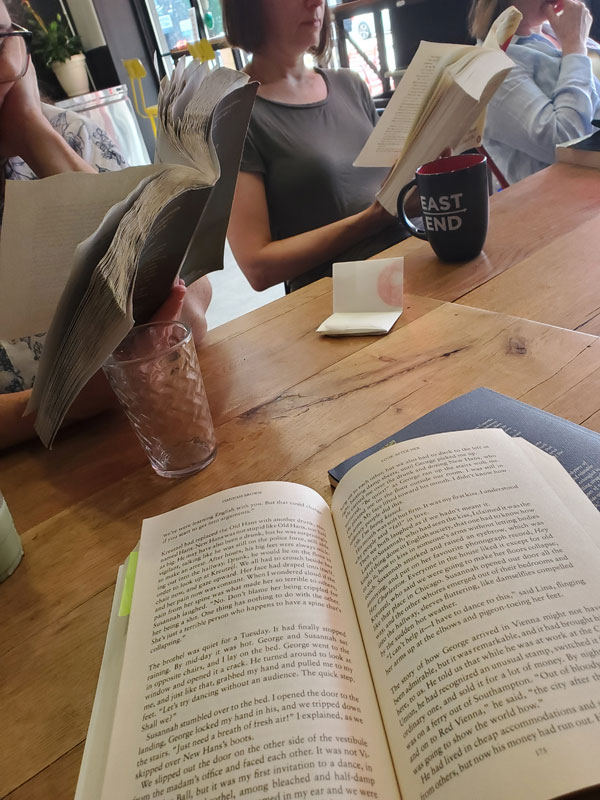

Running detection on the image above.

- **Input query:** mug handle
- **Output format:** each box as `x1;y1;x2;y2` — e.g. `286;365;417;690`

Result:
397;179;427;240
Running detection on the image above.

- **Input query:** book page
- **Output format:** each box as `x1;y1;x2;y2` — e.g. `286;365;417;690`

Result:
449;48;514;105
354;41;472;168
178;82;258;285
0;165;160;340
483;5;522;49
376;86;476;215
375;48;513;215
75;565;129;800
100;482;400;800
30;166;207;447
332;429;600;800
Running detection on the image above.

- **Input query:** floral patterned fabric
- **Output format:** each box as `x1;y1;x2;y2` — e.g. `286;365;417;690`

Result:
0;104;126;394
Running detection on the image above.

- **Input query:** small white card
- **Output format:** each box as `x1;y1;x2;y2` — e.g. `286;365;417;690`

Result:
316;257;404;336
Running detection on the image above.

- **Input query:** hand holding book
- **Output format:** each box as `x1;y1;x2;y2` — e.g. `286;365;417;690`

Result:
0;60;257;447
355;6;522;214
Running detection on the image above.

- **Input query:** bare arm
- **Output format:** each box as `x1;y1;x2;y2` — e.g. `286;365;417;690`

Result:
227;170;396;292
0;283;194;450
180;275;212;342
0;371;116;450
0;61;94;176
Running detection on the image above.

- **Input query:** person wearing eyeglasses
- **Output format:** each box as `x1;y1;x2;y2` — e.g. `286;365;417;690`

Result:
0;25;123;182
0;0;211;448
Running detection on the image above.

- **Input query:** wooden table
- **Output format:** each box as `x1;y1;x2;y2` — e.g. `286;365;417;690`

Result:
377;162;600;333
3;280;600;798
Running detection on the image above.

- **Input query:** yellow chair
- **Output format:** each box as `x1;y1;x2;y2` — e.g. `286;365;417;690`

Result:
187;39;216;63
122;58;159;138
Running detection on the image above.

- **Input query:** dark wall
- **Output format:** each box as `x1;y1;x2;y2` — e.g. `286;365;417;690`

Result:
29;0;61;20
391;0;473;67
589;0;600;41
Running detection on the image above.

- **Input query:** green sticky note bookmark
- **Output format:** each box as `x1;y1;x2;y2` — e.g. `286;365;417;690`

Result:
118;550;139;617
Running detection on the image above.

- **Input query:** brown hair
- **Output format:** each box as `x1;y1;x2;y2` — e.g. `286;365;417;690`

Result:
468;0;510;40
222;0;332;63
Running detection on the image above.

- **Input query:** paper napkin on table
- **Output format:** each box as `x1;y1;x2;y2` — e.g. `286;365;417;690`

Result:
317;257;404;336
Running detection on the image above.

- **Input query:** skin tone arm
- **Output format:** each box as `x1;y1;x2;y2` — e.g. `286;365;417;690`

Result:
0;55;98;449
181;274;212;342
0;283;190;450
0;38;211;449
0;371;115;450
228;171;396;292
4;54;212;341
0;61;94;176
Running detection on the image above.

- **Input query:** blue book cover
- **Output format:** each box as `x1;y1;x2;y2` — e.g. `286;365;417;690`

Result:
329;388;600;511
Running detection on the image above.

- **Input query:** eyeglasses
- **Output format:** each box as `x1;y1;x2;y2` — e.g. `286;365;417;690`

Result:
0;24;32;84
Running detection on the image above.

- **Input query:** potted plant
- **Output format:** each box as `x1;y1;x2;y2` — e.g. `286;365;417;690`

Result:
22;1;89;97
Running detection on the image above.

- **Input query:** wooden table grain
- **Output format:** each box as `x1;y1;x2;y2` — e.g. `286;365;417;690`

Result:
376;163;600;332
3;281;600;798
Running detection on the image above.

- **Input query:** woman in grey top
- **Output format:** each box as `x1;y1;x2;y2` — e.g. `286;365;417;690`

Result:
223;0;405;292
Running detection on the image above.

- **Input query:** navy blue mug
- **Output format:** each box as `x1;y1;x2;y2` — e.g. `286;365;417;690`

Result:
397;153;489;263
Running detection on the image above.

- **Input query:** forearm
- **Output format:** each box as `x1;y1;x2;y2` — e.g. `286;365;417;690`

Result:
180;276;212;343
0;391;36;449
237;204;393;292
20;116;95;177
549;54;599;135
487;56;598;165
0;372;117;450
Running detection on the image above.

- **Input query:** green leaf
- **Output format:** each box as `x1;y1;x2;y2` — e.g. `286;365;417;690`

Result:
26;10;82;66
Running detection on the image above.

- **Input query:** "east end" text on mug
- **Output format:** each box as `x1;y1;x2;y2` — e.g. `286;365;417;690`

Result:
421;192;465;232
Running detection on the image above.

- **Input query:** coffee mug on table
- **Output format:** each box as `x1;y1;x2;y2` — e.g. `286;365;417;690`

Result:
397;153;489;262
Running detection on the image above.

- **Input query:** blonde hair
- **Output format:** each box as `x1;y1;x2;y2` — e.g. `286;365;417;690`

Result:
468;0;510;40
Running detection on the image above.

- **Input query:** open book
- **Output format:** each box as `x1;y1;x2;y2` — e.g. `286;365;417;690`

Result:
329;387;600;498
0;60;256;447
77;428;600;800
556;128;600;170
355;6;521;214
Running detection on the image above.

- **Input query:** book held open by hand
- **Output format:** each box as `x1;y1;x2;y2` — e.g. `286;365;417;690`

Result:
0;60;257;447
77;428;600;800
355;6;521;214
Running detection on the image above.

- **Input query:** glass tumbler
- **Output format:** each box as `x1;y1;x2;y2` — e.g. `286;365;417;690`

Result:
0;490;23;582
103;321;216;478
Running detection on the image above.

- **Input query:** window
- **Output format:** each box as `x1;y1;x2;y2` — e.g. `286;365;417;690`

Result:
149;0;199;53
328;1;397;96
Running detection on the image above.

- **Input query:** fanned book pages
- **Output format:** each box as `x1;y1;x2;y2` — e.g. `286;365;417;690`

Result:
354;6;521;214
75;428;600;800
0;60;257;447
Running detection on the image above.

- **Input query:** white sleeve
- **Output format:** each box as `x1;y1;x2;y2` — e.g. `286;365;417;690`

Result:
44;105;128;171
485;52;599;165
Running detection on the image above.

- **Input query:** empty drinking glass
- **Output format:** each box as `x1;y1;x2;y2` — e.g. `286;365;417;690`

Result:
103;321;216;478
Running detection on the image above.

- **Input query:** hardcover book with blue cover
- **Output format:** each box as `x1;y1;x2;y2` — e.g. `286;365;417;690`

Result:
329;387;600;510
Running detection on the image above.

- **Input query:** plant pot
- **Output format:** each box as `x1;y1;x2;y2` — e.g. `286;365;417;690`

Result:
51;53;90;98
